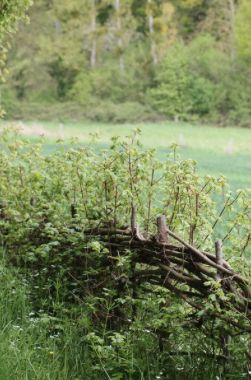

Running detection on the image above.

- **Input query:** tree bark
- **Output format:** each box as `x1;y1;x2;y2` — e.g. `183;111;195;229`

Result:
147;0;158;65
114;0;124;72
228;0;236;60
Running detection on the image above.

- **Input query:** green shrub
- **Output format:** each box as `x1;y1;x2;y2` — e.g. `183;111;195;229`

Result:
149;35;251;125
222;65;251;127
148;43;193;120
83;101;161;123
0;130;251;378
69;71;94;105
3;99;160;123
0;87;20;117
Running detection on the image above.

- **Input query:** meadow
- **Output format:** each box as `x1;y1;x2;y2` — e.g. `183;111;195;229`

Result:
1;120;251;190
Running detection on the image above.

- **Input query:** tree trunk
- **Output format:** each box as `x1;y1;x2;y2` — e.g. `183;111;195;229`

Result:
228;0;236;60
147;0;158;65
90;0;97;68
114;0;124;72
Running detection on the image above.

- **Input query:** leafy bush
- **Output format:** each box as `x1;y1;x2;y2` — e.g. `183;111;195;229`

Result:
222;65;251;128
1;128;250;303
0;129;251;378
149;35;251;125
83;101;161;123
70;60;150;106
3;99;160;123
148;43;193;120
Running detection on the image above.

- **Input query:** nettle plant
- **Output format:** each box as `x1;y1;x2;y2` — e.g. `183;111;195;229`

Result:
0;128;250;250
0;128;250;275
0;128;251;378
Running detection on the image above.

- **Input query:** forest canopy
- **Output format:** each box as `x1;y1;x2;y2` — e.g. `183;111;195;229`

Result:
2;0;251;126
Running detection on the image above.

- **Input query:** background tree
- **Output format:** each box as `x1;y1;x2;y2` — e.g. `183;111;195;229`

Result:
2;0;251;126
199;0;238;58
0;0;31;115
235;0;251;62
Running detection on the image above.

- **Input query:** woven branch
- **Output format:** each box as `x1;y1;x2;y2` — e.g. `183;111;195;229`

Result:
87;208;251;331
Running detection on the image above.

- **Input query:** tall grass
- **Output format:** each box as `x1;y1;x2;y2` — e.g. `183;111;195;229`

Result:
0;262;250;379
0;263;80;380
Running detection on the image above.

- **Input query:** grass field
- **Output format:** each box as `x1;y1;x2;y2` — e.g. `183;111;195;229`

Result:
1;120;251;190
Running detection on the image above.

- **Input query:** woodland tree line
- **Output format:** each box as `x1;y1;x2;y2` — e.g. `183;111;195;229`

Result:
2;0;251;125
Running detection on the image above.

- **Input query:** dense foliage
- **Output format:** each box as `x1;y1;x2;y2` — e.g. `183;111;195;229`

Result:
0;0;31;116
2;0;251;125
0;128;250;378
